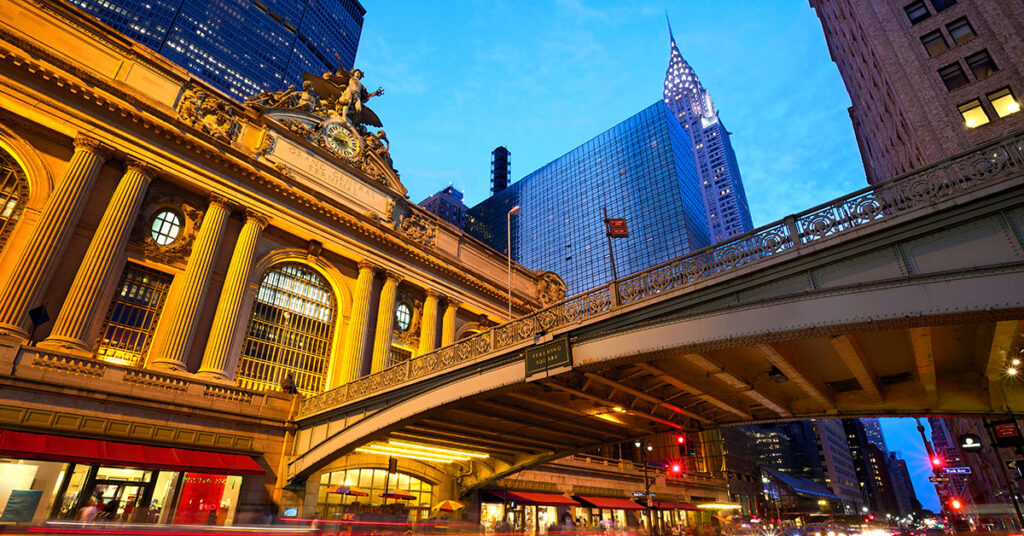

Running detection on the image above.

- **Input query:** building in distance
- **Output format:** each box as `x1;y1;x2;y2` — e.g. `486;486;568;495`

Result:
420;185;469;228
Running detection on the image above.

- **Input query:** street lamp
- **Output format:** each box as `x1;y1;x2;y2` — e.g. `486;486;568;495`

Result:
506;205;520;320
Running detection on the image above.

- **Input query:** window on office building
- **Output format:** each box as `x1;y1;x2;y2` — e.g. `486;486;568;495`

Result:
0;150;28;254
987;87;1021;118
237;263;335;396
958;99;990;129
904;1;931;24
921;31;949;57
94;263;173;367
946;18;975;45
966;50;998;81
939;62;970;91
930;0;956;13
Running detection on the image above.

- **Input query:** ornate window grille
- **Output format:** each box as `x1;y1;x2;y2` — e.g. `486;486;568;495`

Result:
0;150;28;253
237;263;335;396
94;263;173;367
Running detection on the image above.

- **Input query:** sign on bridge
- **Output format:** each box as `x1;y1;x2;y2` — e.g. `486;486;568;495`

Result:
525;337;572;377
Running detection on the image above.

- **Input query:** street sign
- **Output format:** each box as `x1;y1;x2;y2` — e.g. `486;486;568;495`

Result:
525;337;571;376
991;419;1024;448
943;467;972;474
606;218;628;238
959;433;983;452
928;476;951;483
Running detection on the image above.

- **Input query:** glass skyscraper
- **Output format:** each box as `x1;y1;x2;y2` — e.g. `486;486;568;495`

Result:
69;0;365;101
466;101;709;296
663;21;754;243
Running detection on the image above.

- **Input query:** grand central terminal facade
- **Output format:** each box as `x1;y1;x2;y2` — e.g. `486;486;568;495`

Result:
0;0;729;528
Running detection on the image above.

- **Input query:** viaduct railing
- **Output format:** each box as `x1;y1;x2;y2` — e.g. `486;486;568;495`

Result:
298;129;1024;418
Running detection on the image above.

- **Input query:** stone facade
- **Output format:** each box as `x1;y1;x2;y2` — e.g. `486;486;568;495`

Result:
811;0;1024;183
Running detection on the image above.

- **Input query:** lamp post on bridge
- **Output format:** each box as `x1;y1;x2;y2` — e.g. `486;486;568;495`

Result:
635;439;655;533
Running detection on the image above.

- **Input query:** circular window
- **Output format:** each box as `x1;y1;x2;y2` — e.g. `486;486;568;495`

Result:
150;210;182;245
395;302;411;331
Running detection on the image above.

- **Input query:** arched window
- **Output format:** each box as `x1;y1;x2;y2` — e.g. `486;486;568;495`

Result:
237;263;336;396
317;467;434;521
0;149;29;253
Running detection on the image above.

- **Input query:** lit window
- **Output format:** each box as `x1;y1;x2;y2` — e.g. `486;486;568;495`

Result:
395;302;412;331
939;62;969;91
946;18;975;45
904;1;931;24
921;31;949;57
987;87;1021;118
958;99;990;128
95;263;172;367
0;150;28;254
150;210;182;245
930;0;955;12
966;50;998;80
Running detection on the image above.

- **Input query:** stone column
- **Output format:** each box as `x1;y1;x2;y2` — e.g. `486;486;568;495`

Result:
40;159;154;352
0;136;110;337
441;299;461;347
418;290;439;355
370;270;402;373
148;195;231;370
338;261;377;383
196;210;268;380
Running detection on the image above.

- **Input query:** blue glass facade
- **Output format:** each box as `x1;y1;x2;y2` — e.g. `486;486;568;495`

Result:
467;101;709;296
69;0;364;101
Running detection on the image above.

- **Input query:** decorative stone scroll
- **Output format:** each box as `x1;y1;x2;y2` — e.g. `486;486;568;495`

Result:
175;86;240;143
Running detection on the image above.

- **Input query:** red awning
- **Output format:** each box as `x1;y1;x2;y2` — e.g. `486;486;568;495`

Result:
576;496;645;510
647;500;700;511
0;429;264;475
486;490;580;506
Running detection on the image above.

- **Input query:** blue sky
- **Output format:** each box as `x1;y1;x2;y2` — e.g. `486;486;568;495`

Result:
353;1;936;512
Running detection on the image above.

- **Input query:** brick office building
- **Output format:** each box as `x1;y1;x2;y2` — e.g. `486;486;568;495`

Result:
810;0;1024;184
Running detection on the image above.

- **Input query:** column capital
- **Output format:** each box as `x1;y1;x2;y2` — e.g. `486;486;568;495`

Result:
357;260;381;273
425;289;441;300
384;269;403;283
208;192;233;209
123;157;157;180
244;209;270;228
446;298;462;310
73;135;112;161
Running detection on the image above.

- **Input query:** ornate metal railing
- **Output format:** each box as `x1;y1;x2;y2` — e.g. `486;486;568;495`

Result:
297;130;1024;418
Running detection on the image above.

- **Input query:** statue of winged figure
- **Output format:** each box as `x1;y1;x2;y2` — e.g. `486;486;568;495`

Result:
302;55;384;129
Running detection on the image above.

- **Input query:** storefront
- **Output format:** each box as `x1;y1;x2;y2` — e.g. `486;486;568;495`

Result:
0;429;263;525
574;496;643;532
315;467;434;523
481;491;579;535
645;500;701;530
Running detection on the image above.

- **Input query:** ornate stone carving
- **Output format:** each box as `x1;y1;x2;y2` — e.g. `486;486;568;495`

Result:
175;86;240;143
392;290;423;347
252;130;276;158
536;271;567;308
244;209;270;228
131;186;205;265
124;157;157;179
397;212;437;249
73;135;112;161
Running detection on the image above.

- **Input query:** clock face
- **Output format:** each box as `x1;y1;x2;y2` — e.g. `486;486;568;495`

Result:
322;122;359;158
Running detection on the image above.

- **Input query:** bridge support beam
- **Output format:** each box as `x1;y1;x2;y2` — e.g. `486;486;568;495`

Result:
830;334;884;405
907;328;937;408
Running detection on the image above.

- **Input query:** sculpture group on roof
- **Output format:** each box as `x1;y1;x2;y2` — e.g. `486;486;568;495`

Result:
244;56;396;174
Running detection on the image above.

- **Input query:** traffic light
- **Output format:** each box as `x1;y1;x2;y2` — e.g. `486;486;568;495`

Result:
670;463;683;475
950;498;963;511
931;456;943;469
676;434;686;445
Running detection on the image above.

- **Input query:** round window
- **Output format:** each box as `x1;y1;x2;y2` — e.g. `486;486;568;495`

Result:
150;210;182;245
395;302;411;331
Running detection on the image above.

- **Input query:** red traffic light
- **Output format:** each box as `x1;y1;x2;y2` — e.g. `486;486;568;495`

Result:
950;498;963;511
676;435;686;444
670;463;683;474
931;456;943;467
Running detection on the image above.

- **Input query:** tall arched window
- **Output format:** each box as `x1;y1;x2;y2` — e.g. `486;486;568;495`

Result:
237;263;336;396
0;149;29;253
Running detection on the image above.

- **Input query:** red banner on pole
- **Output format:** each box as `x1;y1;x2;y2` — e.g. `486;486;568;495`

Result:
606;218;628;238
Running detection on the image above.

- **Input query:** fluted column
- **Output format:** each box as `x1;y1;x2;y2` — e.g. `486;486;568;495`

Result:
441;299;461;347
370;270;402;373
338;261;378;383
418;290;439;355
0;136;110;337
40;159;154;352
148;195;231;370
196;210;269;380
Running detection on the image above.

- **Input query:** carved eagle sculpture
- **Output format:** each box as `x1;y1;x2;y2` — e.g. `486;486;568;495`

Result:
303;71;383;129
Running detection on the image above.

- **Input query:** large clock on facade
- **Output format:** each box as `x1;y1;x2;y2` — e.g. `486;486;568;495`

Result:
321;121;361;159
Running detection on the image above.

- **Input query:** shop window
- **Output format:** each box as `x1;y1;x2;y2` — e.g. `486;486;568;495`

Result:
966;50;998;81
904;1;931;24
317;468;433;522
930;0;955;12
0;150;28;254
938;62;969;91
921;30;949;57
95;263;173;367
987;87;1021;118
958;99;990;128
946;18;975;45
237;263;335;396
